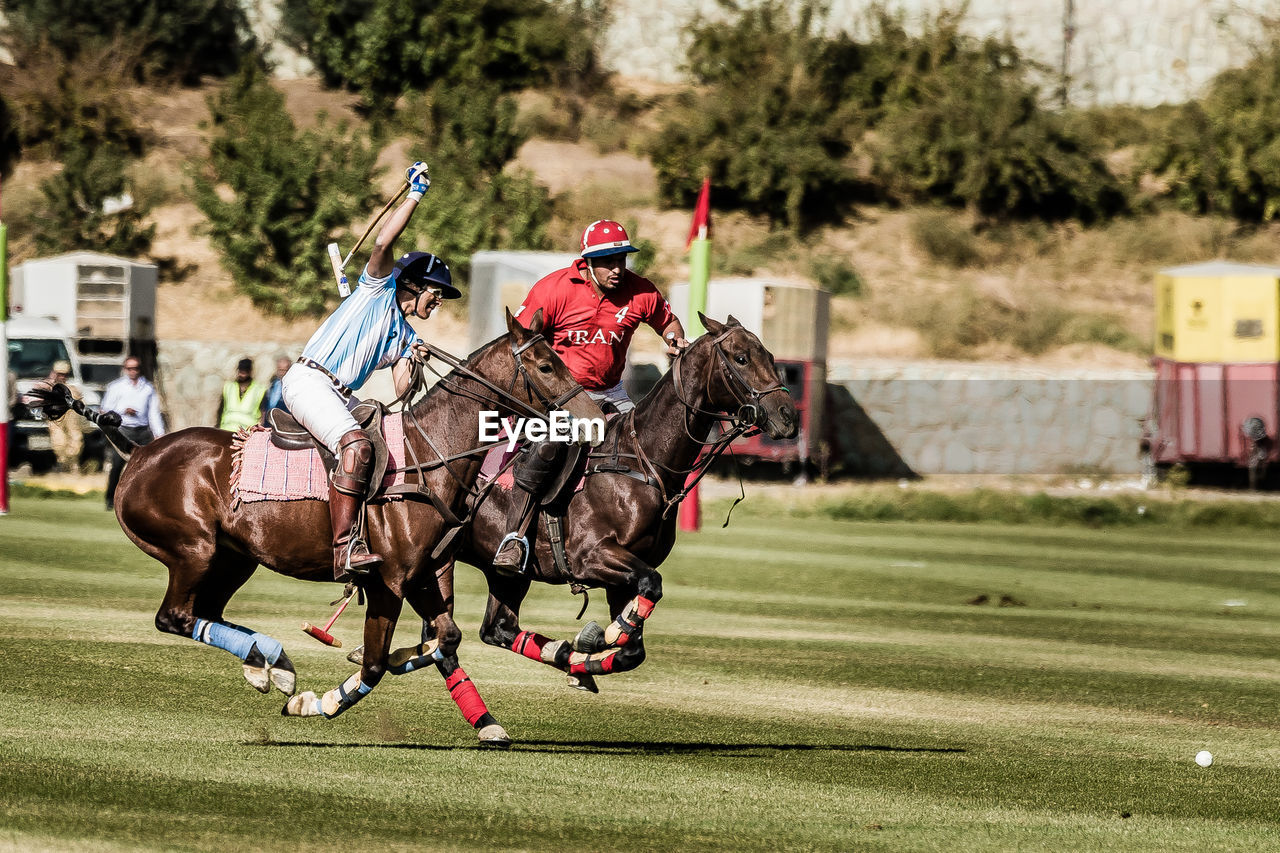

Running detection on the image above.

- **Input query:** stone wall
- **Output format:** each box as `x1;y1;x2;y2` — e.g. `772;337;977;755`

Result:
828;361;1155;475
155;341;1156;476
601;0;1270;107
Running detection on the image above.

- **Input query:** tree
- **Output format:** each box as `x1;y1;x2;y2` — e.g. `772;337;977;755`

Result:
0;0;254;83
864;11;1125;223
0;94;20;181
34;136;155;256
189;64;382;317
281;0;600;112
400;74;551;284
647;1;870;231
1148;42;1280;221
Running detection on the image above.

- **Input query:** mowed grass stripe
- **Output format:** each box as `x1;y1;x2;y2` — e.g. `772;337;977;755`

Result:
3;496;1280;850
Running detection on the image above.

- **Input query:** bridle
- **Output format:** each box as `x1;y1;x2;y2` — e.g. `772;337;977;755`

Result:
588;325;791;518
510;334;589;413
670;325;789;435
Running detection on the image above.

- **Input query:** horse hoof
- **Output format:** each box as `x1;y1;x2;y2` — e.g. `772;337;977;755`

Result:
477;723;512;748
566;672;599;694
282;691;323;717
269;651;297;696
346;645;365;666
572;621;605;653
243;663;272;694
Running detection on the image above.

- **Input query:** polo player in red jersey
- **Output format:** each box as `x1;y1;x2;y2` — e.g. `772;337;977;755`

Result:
493;220;689;574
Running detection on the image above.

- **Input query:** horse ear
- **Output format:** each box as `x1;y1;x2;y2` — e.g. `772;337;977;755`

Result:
699;312;724;335
726;314;742;327
505;307;523;337
526;308;545;335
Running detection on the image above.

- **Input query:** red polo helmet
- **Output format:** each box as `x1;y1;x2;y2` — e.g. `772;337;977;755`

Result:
580;220;639;259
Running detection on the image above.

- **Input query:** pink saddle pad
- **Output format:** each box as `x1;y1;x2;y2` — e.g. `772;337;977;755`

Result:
231;414;407;504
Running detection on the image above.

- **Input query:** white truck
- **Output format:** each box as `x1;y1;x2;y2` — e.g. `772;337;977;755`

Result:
6;251;159;471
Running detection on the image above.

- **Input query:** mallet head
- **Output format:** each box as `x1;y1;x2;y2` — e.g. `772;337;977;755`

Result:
301;621;342;648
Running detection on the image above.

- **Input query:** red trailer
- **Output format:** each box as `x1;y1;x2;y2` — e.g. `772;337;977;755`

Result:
1142;262;1280;486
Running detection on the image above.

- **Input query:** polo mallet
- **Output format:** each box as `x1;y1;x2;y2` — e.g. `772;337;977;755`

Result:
326;180;411;296
301;590;356;647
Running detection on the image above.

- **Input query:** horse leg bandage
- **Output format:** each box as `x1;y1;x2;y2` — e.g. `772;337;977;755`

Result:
320;672;372;718
511;630;560;663
442;667;490;726
568;648;619;676
387;640;444;675
603;596;656;647
193;619;283;664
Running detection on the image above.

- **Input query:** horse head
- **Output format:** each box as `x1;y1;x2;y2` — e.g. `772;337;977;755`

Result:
686;313;799;440
503;307;605;432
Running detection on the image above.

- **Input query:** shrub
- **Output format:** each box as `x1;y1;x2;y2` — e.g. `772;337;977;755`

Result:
910;210;982;267
189;64;382;318
1148;41;1280;221
809;255;865;296
0;0;254;83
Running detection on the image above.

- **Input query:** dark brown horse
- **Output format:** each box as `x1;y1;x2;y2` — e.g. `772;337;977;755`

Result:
37;311;602;744
441;314;798;692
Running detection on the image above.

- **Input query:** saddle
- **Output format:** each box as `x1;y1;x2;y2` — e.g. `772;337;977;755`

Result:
266;403;390;503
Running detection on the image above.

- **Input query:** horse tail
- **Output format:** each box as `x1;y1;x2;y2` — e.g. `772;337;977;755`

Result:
22;382;138;460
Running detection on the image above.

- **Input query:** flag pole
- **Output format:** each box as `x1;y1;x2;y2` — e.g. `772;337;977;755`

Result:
1;175;10;515
679;178;712;533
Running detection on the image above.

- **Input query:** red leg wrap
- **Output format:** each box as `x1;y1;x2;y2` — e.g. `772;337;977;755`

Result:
511;630;552;662
444;667;489;726
636;597;656;619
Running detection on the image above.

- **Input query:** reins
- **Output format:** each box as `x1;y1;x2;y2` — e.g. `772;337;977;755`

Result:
587;327;785;519
386;336;583;541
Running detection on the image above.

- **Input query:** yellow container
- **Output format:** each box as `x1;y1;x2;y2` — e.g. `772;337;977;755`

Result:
1156;262;1280;363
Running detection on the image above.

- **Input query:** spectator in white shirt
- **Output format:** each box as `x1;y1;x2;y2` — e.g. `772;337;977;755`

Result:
101;356;166;509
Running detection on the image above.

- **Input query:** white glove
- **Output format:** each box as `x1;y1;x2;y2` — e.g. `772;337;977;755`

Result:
406;161;430;201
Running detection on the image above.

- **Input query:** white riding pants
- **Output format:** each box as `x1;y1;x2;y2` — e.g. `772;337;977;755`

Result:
280;363;360;454
587;381;634;414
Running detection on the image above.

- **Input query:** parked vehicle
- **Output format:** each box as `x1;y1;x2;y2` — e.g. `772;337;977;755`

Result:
7;251;159;472
5;316;103;471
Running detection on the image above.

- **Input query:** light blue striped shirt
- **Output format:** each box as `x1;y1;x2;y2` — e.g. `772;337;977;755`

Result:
300;266;421;390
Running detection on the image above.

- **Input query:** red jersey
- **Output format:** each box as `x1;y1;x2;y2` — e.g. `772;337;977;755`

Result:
514;259;675;390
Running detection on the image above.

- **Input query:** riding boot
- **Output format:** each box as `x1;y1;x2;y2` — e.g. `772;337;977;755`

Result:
492;487;536;575
493;440;562;576
329;429;383;583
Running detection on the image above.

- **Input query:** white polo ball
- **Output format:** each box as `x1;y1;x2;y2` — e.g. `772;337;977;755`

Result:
1195;750;1213;767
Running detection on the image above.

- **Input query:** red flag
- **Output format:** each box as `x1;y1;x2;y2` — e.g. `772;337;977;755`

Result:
685;177;712;251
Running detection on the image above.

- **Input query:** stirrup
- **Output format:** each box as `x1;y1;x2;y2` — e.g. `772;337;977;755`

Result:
493;533;529;577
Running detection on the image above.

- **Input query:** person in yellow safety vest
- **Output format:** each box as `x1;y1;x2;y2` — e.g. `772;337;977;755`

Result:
216;357;268;431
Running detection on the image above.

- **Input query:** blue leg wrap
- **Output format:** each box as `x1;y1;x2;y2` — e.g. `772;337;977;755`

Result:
193;619;283;665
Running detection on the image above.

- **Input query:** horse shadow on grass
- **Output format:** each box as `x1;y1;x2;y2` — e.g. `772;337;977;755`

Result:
252;739;966;756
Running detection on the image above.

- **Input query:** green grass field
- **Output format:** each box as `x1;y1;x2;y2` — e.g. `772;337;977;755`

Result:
2;494;1279;851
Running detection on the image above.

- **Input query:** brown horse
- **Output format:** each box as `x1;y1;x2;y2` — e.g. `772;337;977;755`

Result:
435;314;798;692
39;311;602;744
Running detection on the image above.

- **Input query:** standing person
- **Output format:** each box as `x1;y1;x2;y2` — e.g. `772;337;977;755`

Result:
494;219;689;573
101;356;166;510
215;357;267;431
44;360;84;473
262;356;293;425
281;160;461;584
